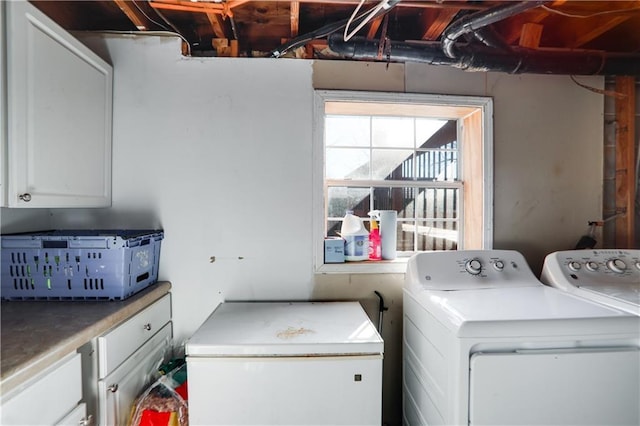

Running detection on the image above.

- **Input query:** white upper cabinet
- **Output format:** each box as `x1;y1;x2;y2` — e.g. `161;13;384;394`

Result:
2;1;112;207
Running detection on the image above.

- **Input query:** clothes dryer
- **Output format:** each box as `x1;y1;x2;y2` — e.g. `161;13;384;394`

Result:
541;249;640;315
403;250;640;426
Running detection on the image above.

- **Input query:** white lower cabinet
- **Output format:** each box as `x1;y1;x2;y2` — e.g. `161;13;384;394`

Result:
56;402;90;426
98;323;172;425
82;294;173;426
1;352;87;425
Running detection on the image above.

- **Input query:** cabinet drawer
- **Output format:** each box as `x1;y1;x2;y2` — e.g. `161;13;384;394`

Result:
98;294;171;378
1;352;82;425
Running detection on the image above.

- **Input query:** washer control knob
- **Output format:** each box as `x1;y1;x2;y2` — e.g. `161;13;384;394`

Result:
607;259;627;274
568;261;581;272
493;260;505;271
466;259;482;275
585;261;599;272
635;262;640;271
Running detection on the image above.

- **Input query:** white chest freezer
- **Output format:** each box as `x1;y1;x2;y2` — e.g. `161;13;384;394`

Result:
186;301;384;426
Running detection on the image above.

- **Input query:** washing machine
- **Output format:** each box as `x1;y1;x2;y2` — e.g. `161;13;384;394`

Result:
403;250;640;426
186;301;384;425
541;249;640;316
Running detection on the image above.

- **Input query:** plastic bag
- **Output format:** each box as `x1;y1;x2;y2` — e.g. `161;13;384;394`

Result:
129;360;188;426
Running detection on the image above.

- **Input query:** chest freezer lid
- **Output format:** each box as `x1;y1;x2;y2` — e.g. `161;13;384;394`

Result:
186;301;384;357
406;285;639;337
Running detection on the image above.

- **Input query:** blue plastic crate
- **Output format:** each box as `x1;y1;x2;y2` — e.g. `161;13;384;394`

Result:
1;230;164;301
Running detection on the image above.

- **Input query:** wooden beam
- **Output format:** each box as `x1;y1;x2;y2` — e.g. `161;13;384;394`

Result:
571;16;630;48
206;11;227;38
292;0;486;10
501;0;567;44
366;16;383;40
421;8;459;41
113;0;148;30
614;76;636;247
149;1;224;14
519;22;543;48
290;1;300;38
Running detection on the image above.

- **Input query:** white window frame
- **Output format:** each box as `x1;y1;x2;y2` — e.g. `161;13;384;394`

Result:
313;90;494;273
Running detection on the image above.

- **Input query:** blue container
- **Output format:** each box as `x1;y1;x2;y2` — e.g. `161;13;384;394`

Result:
1;230;163;301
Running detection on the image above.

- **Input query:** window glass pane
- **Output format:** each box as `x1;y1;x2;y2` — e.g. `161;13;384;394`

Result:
327;220;342;238
416;118;448;146
397;219;415;252
372;117;414;148
327;186;371;219
415;150;458;181
372;186;412;216
416;220;459;251
415;188;459;219
326;115;370;147
326;148;370;180
371;149;414;180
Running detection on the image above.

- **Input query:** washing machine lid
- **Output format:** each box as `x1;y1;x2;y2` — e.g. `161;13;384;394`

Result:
575;284;639;309
406;285;639;338
185;301;384;357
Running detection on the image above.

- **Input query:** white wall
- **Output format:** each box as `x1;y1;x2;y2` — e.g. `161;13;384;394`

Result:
2;34;603;426
50;35;317;342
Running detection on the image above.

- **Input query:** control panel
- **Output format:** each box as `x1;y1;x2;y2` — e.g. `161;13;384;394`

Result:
405;250;540;291
541;249;640;287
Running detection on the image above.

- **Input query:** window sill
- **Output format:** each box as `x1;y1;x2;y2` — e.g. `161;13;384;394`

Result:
315;257;409;274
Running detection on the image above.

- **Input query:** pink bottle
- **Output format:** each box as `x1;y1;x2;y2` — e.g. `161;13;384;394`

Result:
369;219;381;261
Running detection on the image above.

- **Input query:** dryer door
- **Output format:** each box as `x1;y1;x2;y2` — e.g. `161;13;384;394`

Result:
469;348;640;425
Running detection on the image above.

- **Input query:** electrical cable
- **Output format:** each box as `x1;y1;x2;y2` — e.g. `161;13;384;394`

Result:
145;1;191;55
542;4;640;19
344;0;367;42
570;75;628;99
343;0;391;42
270;0;400;58
131;0;172;31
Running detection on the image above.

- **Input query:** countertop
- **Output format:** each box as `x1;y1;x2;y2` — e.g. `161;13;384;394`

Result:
1;281;171;395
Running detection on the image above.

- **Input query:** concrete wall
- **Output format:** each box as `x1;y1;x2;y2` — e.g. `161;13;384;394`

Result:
2;34;604;426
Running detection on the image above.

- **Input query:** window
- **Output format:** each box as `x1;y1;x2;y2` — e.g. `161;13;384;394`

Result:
313;91;493;273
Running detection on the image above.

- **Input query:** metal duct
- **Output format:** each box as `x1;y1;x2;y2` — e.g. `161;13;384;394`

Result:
327;34;640;76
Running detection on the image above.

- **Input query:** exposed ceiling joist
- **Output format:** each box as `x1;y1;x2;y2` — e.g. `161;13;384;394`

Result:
420;8;459;41
291;1;300;37
29;0;640;67
113;0;148;30
206;11;227;38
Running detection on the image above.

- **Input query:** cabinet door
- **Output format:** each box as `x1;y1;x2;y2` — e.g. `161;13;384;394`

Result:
55;402;90;426
0;352;82;425
5;0;112;207
1;3;6;206
97;322;172;426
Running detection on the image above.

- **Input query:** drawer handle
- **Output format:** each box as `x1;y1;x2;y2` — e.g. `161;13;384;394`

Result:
108;384;118;393
79;414;94;426
143;323;152;331
19;193;32;202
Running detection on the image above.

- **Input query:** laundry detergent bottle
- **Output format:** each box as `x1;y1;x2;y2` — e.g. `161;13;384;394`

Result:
341;211;369;261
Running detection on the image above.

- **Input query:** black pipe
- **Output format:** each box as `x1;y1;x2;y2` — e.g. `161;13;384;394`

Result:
328;34;640;76
269;0;402;58
442;1;549;58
